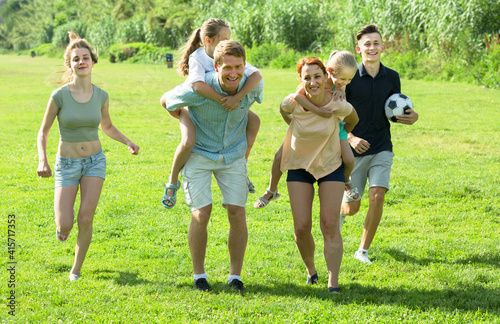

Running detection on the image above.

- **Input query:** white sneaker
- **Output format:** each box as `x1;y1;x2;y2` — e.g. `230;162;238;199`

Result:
69;273;80;281
354;250;372;264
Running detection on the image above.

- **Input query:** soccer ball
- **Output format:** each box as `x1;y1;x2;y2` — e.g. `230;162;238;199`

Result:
384;93;413;122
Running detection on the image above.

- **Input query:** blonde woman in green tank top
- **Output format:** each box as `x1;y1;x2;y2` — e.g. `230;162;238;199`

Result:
36;32;139;281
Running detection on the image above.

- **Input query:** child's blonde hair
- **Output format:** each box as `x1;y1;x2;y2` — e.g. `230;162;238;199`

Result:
327;51;357;76
62;31;98;83
177;18;230;76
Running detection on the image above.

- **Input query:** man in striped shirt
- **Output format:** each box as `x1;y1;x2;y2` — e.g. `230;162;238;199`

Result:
161;40;264;292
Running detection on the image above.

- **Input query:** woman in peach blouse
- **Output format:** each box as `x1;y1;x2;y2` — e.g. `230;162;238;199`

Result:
280;56;358;293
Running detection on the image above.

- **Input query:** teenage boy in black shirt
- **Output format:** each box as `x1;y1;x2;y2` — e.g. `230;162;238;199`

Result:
341;24;419;264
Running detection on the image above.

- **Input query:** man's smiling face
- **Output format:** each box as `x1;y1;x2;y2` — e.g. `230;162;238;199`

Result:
215;55;245;95
356;32;385;64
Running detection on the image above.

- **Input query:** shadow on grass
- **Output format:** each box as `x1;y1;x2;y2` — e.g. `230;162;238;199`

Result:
94;269;151;286
250;282;500;312
385;248;500;267
173;280;500;312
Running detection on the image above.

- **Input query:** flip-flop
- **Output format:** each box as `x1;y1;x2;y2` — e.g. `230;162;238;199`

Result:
161;180;181;209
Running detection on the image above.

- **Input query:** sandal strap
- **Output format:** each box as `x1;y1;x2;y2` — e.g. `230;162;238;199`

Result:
162;180;181;208
165;180;181;190
265;188;278;199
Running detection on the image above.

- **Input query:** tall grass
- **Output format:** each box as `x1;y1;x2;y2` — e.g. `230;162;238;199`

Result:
0;55;499;323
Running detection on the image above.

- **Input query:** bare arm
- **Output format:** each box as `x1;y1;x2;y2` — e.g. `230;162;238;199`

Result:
100;98;139;155
280;102;293;125
342;107;359;134
347;132;370;155
221;71;263;111
192;81;224;103
37;98;59;177
294;87;334;118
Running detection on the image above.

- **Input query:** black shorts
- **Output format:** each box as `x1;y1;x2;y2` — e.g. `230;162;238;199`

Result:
286;165;345;184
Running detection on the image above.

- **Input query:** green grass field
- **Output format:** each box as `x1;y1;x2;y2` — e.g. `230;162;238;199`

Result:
1;54;499;323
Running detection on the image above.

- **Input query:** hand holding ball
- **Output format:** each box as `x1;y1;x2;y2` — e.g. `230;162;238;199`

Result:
385;93;413;122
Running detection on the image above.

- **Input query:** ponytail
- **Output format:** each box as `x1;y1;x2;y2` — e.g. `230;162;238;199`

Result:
177;28;202;76
176;18;230;76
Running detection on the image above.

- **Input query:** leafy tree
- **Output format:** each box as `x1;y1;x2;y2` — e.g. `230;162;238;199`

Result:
53;0;78;26
5;0;55;50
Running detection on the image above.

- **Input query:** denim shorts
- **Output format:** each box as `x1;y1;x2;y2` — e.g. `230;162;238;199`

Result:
287;164;345;185
54;149;106;187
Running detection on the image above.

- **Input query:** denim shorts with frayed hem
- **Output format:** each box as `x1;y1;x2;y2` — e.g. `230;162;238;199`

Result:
54;149;106;187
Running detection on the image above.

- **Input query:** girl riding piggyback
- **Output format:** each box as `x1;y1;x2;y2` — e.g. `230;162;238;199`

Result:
162;18;262;209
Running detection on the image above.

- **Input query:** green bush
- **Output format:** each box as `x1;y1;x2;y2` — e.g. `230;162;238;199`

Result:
29;43;65;58
87;18;117;51
52;20;88;48
471;45;500;88
114;17;146;44
246;42;305;69
108;42;172;64
246;43;282;68
269;50;303;69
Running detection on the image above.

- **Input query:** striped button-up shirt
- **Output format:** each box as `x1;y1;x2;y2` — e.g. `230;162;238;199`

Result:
164;71;264;163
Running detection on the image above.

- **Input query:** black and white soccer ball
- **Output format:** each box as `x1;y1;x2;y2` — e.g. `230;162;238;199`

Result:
384;93;413;122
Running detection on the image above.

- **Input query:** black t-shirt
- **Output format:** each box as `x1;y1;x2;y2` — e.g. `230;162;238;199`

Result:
346;63;401;157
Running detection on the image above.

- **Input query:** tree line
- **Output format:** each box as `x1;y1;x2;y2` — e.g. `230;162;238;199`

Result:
1;0;499;88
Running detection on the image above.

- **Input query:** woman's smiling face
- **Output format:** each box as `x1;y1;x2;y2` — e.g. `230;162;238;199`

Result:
300;64;327;96
69;48;94;77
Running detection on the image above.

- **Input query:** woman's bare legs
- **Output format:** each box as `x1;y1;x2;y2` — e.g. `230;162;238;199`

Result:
318;181;344;289
55;176;103;278
287;181;317;278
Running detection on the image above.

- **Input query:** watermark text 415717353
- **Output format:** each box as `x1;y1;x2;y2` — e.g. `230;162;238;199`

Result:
7;214;17;316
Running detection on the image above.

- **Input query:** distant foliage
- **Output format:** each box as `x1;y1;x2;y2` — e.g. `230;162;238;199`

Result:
52;20;88;47
109;42;172;64
114;17;147;44
191;0;334;52
246;42;304;69
87;18;117;50
0;0;498;87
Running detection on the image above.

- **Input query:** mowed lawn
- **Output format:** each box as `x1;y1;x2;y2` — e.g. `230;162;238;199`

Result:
0;54;499;323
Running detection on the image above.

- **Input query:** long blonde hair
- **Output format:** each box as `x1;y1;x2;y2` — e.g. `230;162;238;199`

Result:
327;51;357;76
62;31;98;83
177;18;230;76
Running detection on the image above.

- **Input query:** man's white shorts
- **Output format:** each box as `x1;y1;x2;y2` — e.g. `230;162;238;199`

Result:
181;153;248;211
